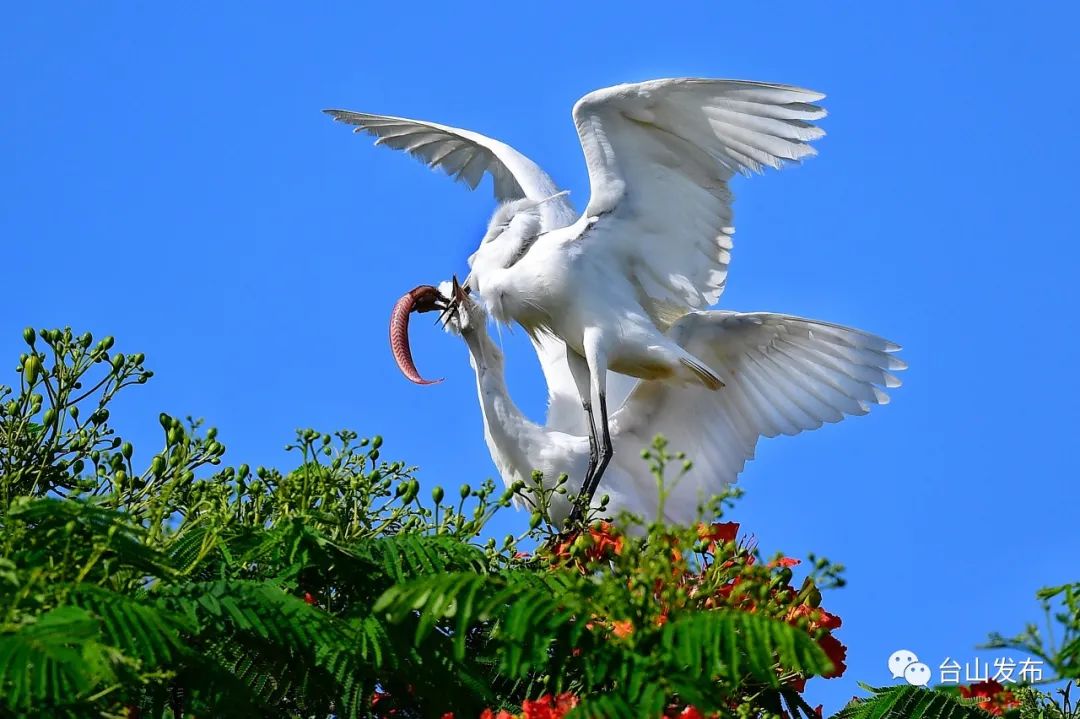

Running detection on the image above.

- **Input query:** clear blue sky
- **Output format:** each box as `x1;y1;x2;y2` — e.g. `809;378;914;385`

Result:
4;3;1078;713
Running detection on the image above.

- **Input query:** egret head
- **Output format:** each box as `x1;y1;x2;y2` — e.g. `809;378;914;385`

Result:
389;277;475;385
436;278;485;336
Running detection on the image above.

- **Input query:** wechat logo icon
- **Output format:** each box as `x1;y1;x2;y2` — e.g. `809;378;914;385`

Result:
889;649;931;686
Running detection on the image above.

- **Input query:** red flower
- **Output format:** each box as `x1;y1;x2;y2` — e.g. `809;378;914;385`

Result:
786;605;842;632
479;710;515;719
553;522;623;565
959;680;1019;716
676;706;705;719
768;556;801;568
303;591;316;605
520;693;579;719
818;634;848;678
440;714;454;719
697;521;739;552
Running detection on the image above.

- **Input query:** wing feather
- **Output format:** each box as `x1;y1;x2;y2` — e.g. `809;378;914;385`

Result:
569;79;826;324
324;109;577;228
612;311;903;509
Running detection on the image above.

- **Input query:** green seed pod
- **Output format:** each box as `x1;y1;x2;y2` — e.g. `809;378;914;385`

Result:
79;331;93;348
150;456;165;476
110;353;124;372
369;449;380;462
114;469;127;487
71;459;84;475
68;406;79;419
372;435;383;449
529;512;543;530
92;408;109;425
22;355;41;384
121;442;133;460
459;483;471;499
132;352;145;365
238;464;250;479
101;336;115;351
431;486;445;504
22;327;35;346
42;408;56;426
167;427;180;445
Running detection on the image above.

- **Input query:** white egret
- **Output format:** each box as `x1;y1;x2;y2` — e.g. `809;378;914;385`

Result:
330;78;830;521
389;281;904;528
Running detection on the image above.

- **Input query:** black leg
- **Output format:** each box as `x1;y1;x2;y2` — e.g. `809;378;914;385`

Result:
580;392;613;507
567;400;598;527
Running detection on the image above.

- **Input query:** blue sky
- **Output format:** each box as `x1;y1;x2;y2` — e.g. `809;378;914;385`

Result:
4;2;1078;713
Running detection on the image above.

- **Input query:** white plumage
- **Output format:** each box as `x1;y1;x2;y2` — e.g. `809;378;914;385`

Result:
330;77;899;522
440;285;902;527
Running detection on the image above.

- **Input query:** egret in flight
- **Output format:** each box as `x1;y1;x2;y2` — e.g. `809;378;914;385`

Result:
389;280;903;527
330;78;847;522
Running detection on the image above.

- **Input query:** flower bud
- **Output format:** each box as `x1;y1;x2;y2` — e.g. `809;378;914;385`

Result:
42;408;56;426
22;327;35;346
22;355;41;385
101;336;115;351
121;442;133;460
431;486;445;504
372;435;383;449
459;483;471;499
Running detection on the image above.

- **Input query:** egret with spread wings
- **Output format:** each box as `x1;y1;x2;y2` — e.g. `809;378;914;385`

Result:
328;78;837;522
388;280;903;527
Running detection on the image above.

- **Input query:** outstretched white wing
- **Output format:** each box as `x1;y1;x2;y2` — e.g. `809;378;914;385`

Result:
570;79;826;325
612;312;905;513
326;108;589;429
324;109;577;229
